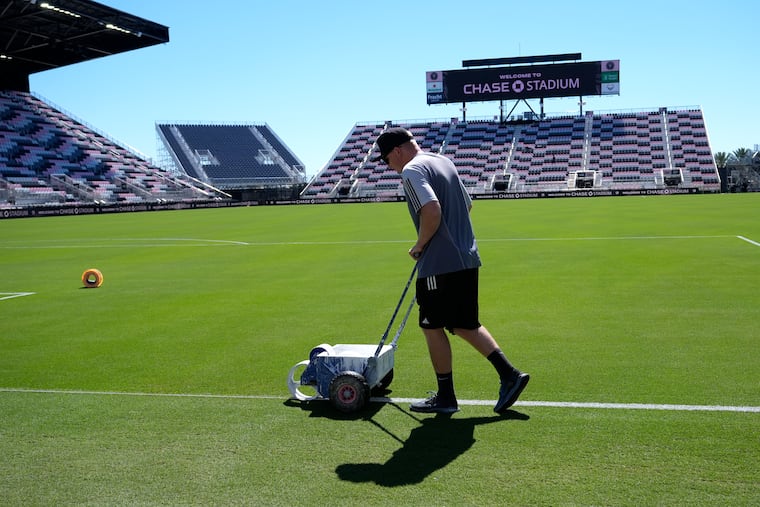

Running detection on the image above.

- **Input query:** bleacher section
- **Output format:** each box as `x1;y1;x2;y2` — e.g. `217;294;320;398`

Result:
300;107;720;199
0;91;214;207
156;123;306;190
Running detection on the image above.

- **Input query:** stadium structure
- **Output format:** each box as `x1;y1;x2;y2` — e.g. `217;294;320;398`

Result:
0;90;222;207
0;0;219;210
301;55;720;200
300;107;719;200
1;3;725;217
0;0;304;212
156;123;307;201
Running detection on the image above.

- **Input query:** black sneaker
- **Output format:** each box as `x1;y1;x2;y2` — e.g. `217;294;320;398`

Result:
494;372;530;414
410;392;459;414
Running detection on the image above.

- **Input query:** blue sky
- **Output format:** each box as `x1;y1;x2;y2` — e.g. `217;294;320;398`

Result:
30;0;758;175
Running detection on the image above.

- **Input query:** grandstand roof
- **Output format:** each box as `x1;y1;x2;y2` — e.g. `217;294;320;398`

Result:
0;0;168;85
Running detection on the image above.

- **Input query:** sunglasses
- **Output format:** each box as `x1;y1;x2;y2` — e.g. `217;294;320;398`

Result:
381;146;398;165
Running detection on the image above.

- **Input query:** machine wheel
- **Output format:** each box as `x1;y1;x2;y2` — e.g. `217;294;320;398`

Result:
371;368;394;396
329;371;370;413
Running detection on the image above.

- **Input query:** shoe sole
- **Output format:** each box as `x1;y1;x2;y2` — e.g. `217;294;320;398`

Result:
494;373;530;414
410;405;460;414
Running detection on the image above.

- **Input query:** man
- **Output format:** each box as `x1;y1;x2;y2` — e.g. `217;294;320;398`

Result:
375;127;529;414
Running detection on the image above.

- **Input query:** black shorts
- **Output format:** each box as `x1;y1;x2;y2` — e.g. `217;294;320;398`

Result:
416;268;480;333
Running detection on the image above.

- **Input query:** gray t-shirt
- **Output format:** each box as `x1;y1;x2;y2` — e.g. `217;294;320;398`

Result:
401;152;481;278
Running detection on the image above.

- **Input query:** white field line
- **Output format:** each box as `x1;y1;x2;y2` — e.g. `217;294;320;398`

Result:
242;235;736;246
0;234;739;250
0;238;250;249
423;399;760;413
0;388;282;401
0;292;35;301
737;235;760;248
481;235;735;242
2;388;758;413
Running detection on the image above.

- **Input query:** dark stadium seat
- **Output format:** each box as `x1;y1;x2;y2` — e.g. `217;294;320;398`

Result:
156;123;307;194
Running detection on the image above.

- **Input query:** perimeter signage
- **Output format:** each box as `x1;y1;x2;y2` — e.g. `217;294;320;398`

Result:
426;60;620;104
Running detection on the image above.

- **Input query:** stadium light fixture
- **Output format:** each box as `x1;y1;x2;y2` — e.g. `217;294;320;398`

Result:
39;2;81;18
102;22;134;36
106;23;130;34
37;1;139;37
0;54;13;60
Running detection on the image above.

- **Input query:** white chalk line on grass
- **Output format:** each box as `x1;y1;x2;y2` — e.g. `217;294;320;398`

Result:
244;235;738;246
481;235;736;243
0;388;282;401
0;234;741;250
398;399;760;414
0;292;35;302
0;238;250;249
2;388;758;413
737;235;760;248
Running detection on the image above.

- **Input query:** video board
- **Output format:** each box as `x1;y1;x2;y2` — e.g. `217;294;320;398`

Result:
426;60;619;104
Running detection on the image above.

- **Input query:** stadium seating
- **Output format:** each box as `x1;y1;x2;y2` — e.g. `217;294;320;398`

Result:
0;91;212;207
1;90;721;208
156;123;306;190
300;107;720;199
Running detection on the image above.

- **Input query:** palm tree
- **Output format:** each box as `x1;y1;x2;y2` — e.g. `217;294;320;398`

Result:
714;152;729;168
733;148;751;164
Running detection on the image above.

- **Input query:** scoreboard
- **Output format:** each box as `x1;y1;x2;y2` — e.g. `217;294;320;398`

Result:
427;60;619;105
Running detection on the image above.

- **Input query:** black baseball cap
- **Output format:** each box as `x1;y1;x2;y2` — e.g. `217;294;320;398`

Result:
373;127;413;161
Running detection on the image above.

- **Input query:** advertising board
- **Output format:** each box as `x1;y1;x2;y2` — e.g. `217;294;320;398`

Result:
426;60;619;104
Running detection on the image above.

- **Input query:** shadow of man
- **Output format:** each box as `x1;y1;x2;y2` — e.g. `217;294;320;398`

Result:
336;408;529;487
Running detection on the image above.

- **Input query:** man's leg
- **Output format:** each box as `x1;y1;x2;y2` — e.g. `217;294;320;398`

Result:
454;325;530;414
409;327;458;413
423;327;453;373
452;325;499;357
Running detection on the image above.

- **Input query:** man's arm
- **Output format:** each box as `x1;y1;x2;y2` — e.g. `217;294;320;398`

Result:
409;200;441;259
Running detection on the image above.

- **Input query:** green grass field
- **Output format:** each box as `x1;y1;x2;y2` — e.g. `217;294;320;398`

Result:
1;194;758;505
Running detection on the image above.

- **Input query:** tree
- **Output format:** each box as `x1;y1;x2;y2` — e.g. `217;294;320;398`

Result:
714;151;729;168
733;148;752;164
